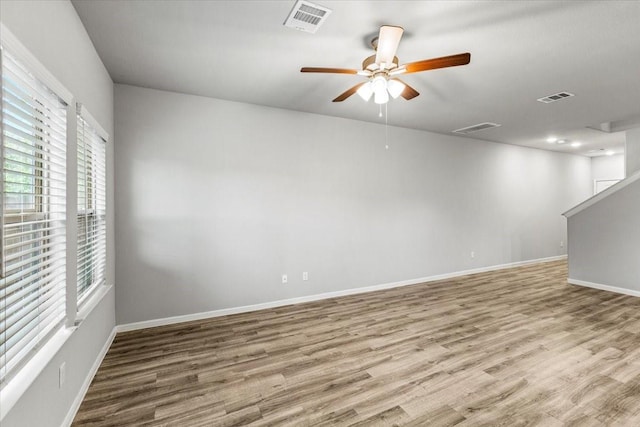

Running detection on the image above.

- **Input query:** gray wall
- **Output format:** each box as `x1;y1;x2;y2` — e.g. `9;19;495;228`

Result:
591;154;625;182
115;84;591;325
627;127;640;176
1;1;115;426
567;178;640;290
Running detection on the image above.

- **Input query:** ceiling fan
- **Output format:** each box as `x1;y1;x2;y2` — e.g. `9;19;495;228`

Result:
301;25;471;104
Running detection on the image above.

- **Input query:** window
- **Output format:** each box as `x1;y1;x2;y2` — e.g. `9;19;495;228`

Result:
76;109;106;303
1;48;68;383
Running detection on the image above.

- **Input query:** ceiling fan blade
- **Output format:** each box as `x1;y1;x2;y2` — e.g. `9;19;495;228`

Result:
392;78;420;100
375;25;404;67
403;53;471;74
333;82;366;102
301;67;359;74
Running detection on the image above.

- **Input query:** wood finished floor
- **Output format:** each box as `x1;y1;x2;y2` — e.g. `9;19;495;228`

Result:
73;261;640;426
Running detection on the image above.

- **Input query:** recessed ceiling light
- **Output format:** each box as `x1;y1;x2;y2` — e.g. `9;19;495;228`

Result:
606;150;615;156
570;142;582;148
557;139;567;144
546;137;558;143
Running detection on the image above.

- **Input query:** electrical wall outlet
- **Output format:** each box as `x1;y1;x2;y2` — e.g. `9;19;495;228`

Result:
303;272;308;281
560;240;564;248
282;274;288;284
471;251;475;259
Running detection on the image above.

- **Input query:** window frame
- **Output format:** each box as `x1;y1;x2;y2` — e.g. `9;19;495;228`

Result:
76;104;108;306
0;24;74;392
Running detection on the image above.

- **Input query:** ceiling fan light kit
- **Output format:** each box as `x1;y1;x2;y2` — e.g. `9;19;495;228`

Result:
386;79;406;99
356;82;373;101
357;76;405;104
373;78;389;104
301;25;471;105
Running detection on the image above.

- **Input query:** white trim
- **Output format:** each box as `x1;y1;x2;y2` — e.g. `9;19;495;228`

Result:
77;285;113;324
77;103;109;141
61;327;117;427
593;179;621;195
0;326;75;421
0;23;73;104
568;278;640;298
117;255;567;332
564;169;640;217
66;105;79;327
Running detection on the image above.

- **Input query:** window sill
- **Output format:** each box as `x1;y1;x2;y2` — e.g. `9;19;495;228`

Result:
77;284;113;324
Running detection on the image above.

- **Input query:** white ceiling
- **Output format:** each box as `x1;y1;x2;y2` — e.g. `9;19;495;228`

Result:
71;0;640;157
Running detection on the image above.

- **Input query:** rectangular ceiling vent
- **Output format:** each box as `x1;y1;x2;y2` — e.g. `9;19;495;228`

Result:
537;91;575;103
453;122;501;135
283;0;332;33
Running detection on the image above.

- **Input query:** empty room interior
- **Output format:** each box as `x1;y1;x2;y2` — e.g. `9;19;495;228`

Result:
2;0;640;426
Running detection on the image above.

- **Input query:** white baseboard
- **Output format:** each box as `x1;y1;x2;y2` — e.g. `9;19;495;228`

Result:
568;278;640;298
117;254;567;333
62;327;117;427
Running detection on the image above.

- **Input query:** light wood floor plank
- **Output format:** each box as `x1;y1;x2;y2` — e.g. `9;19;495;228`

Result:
73;261;640;426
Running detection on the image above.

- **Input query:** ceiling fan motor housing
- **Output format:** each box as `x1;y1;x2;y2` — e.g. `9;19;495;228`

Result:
362;54;399;72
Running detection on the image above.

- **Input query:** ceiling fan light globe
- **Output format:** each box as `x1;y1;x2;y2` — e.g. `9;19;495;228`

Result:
374;88;389;104
387;79;405;99
371;76;389;104
357;82;373;101
371;75;387;90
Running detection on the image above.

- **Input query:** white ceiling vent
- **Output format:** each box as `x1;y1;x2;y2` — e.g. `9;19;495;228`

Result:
537;91;575;103
284;0;332;33
453;122;501;135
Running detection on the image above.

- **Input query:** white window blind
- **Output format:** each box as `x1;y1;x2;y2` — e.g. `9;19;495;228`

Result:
0;48;68;383
76;111;106;303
